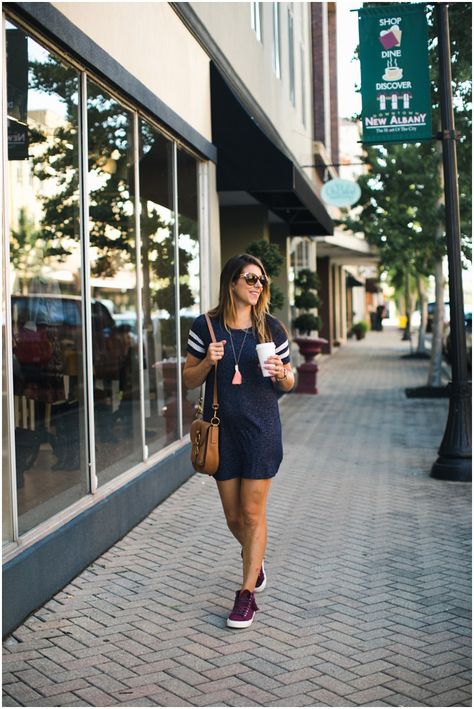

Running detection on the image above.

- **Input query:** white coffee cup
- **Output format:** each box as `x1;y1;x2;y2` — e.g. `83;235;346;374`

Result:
256;342;276;377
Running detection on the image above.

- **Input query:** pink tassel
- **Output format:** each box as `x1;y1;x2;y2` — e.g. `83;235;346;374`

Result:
232;365;242;385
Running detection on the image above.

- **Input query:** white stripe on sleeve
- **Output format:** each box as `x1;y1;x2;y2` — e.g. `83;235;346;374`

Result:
279;348;290;360
275;339;289;354
189;329;205;346
187;338;206;355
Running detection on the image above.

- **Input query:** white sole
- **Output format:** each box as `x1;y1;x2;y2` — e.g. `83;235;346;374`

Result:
254;560;266;593
226;613;255;629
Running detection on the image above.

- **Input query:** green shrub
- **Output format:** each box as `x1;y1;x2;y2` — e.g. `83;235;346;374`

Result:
293;313;321;336
352;320;369;337
246;240;285;313
292;268;322;335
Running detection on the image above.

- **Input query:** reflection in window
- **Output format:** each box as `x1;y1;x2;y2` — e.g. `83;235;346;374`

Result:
2;240;12;544
7;23;86;535
4;21;205;540
139;120;178;452
87;81;141;484
177;149;201;428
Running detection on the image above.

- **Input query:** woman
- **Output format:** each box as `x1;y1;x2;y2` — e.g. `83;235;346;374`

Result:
183;254;294;628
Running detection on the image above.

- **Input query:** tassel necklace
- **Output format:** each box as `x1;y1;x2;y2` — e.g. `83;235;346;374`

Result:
228;328;249;385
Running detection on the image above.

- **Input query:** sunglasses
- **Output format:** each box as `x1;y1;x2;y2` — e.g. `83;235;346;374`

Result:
239;273;268;287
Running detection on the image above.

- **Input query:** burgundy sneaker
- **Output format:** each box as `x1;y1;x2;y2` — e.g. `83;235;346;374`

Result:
255;560;267;593
226;589;258;628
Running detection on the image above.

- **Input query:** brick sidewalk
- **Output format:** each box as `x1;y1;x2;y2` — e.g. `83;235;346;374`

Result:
3;329;471;707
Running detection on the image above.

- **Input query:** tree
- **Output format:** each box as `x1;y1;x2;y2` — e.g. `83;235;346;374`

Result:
25;54;197;331
292;269;321;335
245;240;285;312
342;141;442;353
342;2;471;383
426;2;472;386
10;208;42;290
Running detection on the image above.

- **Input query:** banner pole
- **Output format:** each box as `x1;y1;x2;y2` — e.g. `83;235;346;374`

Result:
430;3;471;481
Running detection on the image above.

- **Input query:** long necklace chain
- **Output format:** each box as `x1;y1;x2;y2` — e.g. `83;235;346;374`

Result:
229;328;249;385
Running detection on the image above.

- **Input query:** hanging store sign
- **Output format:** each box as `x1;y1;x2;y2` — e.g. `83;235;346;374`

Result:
320;178;361;208
358;4;432;144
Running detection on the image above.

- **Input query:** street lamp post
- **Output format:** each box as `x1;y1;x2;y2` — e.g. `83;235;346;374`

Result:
431;3;471;481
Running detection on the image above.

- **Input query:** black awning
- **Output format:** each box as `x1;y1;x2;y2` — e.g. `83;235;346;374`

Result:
210;64;333;236
346;274;364;288
365;278;382;294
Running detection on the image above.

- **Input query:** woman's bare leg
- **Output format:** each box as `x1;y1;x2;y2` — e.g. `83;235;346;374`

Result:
240;479;272;592
216;478;244;544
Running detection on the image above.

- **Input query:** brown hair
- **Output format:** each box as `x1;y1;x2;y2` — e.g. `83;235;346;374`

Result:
208;254;273;343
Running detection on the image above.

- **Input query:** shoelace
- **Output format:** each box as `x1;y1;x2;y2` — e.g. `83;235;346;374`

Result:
234;593;253;617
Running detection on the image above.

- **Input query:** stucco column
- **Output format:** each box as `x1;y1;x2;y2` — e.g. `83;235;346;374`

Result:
206;162;222;309
219;205;269;266
317;256;333;354
340;266;348;342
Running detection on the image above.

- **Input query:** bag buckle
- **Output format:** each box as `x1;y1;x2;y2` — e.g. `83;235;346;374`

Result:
211;404;220;426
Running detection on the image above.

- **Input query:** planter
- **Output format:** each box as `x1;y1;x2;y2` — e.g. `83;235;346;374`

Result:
294;336;328;394
352;321;369;340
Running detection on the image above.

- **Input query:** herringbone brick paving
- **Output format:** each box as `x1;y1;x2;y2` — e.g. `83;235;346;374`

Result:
3;329;471;707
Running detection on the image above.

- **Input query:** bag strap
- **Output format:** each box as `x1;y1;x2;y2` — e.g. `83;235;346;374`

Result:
204;314;219;423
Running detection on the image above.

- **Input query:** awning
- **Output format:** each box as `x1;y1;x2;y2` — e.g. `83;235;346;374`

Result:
365;278;383;293
210;64;333;236
346;274;364;288
315;232;379;264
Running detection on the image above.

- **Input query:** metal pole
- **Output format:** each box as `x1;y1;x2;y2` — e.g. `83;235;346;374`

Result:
431;3;471;481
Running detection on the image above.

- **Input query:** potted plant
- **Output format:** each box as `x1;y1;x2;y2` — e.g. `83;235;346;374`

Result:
352;320;369;340
292;268;327;394
246;240;285;313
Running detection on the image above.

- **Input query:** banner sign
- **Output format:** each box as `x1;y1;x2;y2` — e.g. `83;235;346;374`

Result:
358;5;432;144
7;29;29;160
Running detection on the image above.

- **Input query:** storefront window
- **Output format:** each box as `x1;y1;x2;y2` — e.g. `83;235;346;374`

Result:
7;24;87;535
177;148;201;430
139;119;178;452
87;81;141;484
2;254;13;544
4;19;204;542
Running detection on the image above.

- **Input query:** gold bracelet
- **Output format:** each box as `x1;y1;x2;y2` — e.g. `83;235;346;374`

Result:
276;369;288;381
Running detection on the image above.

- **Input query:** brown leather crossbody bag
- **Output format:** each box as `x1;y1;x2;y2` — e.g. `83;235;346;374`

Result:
190;314;220;475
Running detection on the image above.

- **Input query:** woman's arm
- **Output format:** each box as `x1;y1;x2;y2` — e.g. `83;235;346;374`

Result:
275;363;295;392
264;355;295;392
182;353;213;390
182;337;227;390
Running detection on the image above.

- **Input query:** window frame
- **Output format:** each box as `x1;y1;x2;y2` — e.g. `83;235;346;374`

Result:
288;6;295;106
272;2;281;79
2;9;206;552
251;1;263;44
300;43;306;127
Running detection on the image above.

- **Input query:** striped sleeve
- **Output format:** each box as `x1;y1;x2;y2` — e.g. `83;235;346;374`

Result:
270;317;291;364
187;315;209;360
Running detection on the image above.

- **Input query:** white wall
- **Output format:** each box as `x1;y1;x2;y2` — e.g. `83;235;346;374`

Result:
52;2;212;142
189;2;315;171
352;287;366;323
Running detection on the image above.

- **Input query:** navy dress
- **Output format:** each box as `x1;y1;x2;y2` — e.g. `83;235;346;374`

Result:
187;314;291;481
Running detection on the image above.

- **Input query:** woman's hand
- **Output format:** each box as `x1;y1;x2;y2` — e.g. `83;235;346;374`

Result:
264;355;285;382
183;339;227;390
205;339;227;366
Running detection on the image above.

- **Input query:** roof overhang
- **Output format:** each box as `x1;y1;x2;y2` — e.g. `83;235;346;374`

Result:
314;232;379;265
210;63;333;236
